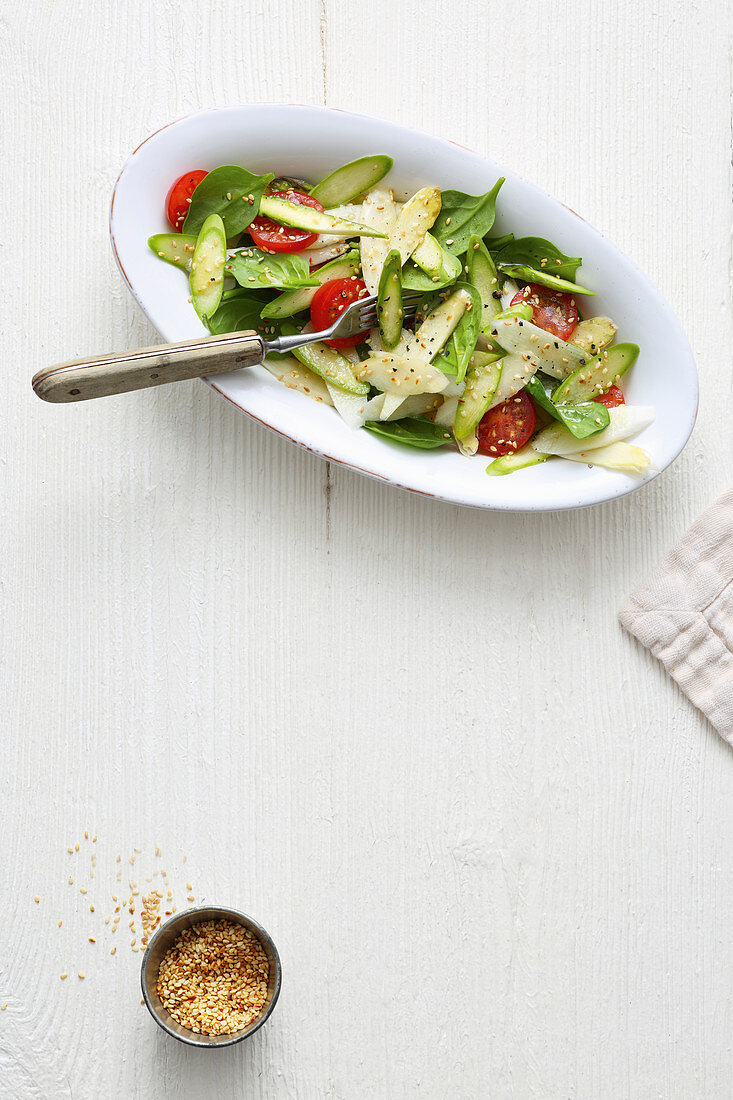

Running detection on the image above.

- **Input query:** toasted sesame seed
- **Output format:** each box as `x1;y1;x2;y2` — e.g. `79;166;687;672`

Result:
156;920;269;1035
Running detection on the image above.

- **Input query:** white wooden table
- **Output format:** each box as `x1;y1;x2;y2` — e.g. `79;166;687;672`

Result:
3;1;732;1096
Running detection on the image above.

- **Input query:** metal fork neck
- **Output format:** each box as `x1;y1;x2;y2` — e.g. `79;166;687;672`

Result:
262;331;322;356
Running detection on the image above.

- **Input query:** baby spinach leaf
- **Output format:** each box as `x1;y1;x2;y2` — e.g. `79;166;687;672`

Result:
401;259;458;292
525;373;609;438
493;236;582;281
363;416;453;449
485;232;514;253
432;282;482;383
183;165;275;236
432;178;504;256
207;288;281;338
553;401;609;438
226;247;317;290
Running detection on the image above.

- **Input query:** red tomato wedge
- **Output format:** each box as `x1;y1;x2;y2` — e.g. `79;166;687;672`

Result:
166;170;209;232
510;283;579;340
309;278;369;348
594;384;625;409
249;189;322;252
477;389;537;457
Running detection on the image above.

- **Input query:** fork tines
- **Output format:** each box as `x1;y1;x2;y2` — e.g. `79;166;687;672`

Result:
358;292;422;329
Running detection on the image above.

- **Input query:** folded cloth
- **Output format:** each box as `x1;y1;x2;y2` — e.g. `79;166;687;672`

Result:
619;489;733;745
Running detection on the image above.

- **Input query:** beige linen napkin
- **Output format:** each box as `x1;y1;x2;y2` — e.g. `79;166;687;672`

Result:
619;490;733;744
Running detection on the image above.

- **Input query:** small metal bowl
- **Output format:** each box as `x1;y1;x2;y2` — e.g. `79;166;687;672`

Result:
140;904;282;1047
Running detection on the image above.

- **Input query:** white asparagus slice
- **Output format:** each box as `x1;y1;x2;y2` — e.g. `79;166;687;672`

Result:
262;356;334;405
404;288;471;362
562;441;652;474
500;278;519;309
433;395;459;427
488;314;586;379
304;242;350;267
532;405;655;455
325;385;385;429
487;355;531;409
360;188;397;294
380;393;443;421
569;316;617;353
355;352;449;395
389;187;442;266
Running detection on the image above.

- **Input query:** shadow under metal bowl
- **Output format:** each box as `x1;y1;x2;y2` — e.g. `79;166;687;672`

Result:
140;904;282;1047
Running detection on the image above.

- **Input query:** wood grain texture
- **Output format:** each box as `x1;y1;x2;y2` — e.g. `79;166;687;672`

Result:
2;0;732;1096
32;331;263;402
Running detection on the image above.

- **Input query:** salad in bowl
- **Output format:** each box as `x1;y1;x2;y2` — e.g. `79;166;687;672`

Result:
149;155;652;478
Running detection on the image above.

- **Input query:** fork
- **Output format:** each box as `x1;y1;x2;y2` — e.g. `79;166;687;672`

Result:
32;291;422;403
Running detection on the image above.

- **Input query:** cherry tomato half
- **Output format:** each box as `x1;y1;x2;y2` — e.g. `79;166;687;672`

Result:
309;277;369;348
477;389;537;457
594;384;625;409
166;170;208;232
510;283;579;340
249;189;323;253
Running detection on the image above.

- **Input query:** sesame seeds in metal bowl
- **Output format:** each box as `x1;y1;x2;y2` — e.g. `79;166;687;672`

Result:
140;905;282;1047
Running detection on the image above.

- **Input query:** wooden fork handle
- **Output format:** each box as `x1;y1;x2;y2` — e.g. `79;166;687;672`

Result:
32;330;263;403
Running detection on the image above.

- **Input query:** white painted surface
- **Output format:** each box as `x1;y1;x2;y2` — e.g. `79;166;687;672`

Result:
2;0;732;1096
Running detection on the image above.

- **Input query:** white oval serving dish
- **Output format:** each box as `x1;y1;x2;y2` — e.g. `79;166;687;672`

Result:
110;105;697;512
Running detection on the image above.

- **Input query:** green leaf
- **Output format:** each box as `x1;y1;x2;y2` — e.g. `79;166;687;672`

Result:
498;263;595;296
183;165;275;236
226;247;317;290
493;236;582;281
525;373;609;439
432;282;482;383
401;260;458;291
432;178;504;256
206;289;282;338
484;233;514;253
363;416;453;450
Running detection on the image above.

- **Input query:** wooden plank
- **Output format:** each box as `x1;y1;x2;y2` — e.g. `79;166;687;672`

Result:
2;0;732;1096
